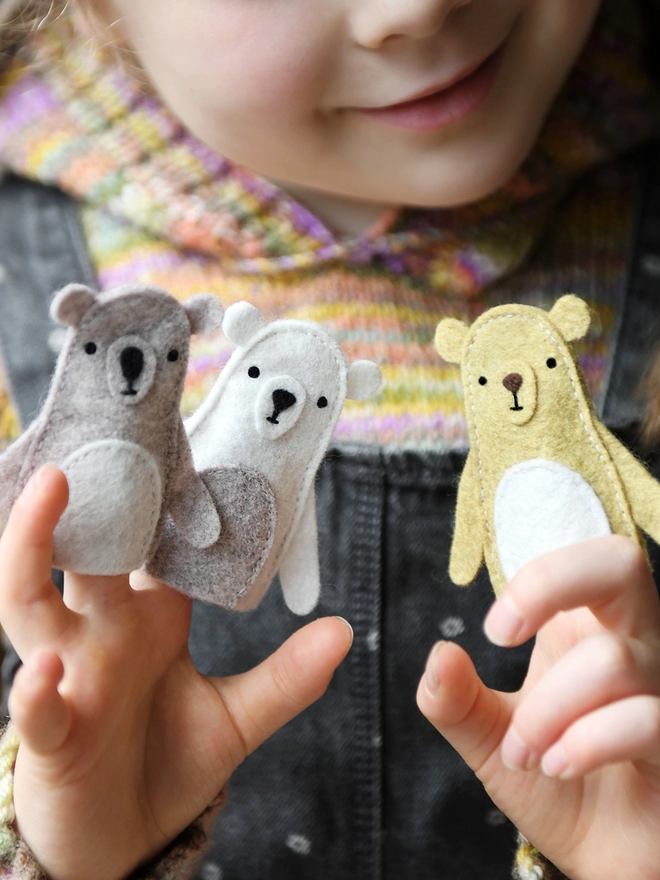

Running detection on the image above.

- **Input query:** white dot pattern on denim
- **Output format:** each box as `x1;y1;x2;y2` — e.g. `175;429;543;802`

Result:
286;834;312;855
485;808;507;827
199;862;223;880
366;629;380;651
439;616;466;638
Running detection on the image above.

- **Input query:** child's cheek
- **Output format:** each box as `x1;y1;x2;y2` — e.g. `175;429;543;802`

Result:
126;2;332;120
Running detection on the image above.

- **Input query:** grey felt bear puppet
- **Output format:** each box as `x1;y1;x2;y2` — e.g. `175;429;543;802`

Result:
0;282;224;576
148;302;382;615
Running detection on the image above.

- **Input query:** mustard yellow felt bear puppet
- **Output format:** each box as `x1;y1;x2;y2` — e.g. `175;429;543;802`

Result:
435;294;660;596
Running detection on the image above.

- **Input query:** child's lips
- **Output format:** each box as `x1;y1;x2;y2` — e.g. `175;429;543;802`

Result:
355;45;504;133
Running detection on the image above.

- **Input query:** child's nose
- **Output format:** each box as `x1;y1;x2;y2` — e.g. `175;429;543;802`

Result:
350;0;471;49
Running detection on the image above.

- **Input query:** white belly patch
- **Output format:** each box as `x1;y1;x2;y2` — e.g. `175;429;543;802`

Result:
54;439;162;575
494;458;611;583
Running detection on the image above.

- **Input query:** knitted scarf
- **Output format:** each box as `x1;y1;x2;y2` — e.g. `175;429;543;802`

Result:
0;0;657;294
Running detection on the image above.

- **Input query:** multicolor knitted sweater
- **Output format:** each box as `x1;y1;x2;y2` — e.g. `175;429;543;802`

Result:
0;1;658;879
0;1;657;451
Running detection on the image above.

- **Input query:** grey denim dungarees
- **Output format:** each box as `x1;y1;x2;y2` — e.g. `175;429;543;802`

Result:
1;143;660;879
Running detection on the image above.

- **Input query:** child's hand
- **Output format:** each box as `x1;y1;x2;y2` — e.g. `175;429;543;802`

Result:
417;535;660;880
0;465;353;880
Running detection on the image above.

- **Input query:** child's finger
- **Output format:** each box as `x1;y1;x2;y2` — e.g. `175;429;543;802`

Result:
416;640;511;775
540;695;660;779
0;466;73;658
63;571;134;615
501;634;660;771
8;649;71;754
484;536;660;647
64;565;174;617
212;617;353;760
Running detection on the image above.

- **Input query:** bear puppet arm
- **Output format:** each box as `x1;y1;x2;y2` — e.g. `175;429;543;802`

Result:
166;420;221;550
595;421;660;545
449;449;487;585
278;487;320;616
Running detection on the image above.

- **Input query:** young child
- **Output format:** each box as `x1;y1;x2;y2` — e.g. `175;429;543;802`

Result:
1;1;660;879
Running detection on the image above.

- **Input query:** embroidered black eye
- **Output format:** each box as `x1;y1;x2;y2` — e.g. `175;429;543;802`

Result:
317;396;328;408
478;376;487;386
248;366;260;378
84;342;97;355
167;349;179;362
546;358;557;369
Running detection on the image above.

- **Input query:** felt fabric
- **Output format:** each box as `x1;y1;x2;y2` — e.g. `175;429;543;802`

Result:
435;295;660;595
150;464;276;607
167;420;223;550
494;459;612;582
0;724;227;880
0;283;223;575
278;487;320;616
55;439;162;574
148;303;381;613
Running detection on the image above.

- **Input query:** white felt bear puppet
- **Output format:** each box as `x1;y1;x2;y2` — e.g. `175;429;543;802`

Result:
148;302;382;615
0;283;224;576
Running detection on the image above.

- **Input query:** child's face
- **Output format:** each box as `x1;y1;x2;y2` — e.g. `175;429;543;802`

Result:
104;0;602;214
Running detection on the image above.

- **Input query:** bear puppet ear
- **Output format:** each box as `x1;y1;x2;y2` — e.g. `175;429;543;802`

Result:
435;318;469;364
50;283;97;327
222;301;265;346
184;294;224;336
346;360;382;401
549;294;591;342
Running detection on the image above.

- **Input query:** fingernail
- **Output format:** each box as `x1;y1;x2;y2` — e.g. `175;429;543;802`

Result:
424;641;446;696
484;595;525;646
18;468;46;506
332;617;354;645
501;727;532;771
23;464;58;502
35;464;55;488
541;744;572;779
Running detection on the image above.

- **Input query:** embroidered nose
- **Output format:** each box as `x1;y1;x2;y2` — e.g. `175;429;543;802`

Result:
266;388;297;425
272;389;296;414
503;373;523;394
120;346;144;383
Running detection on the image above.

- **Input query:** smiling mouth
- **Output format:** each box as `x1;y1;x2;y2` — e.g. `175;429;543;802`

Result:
355;43;505;133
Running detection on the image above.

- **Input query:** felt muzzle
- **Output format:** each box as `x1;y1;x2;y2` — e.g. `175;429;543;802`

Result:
106;334;157;403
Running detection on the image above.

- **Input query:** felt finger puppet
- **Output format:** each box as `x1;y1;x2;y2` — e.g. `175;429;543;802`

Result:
148;302;382;615
435;294;660;596
0;283;224;575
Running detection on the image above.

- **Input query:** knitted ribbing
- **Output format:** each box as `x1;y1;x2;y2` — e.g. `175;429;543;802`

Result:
0;726;17;849
0;724;48;879
513;836;570;880
80;158;644;450
0;724;227;880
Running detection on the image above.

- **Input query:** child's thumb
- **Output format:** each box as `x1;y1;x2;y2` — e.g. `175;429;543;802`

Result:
211;616;354;758
416;639;513;776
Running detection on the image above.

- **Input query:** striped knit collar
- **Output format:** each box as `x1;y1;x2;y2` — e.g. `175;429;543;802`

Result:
0;0;657;295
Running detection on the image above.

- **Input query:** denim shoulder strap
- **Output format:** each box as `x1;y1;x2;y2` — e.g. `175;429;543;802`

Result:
602;141;660;430
0;174;97;426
